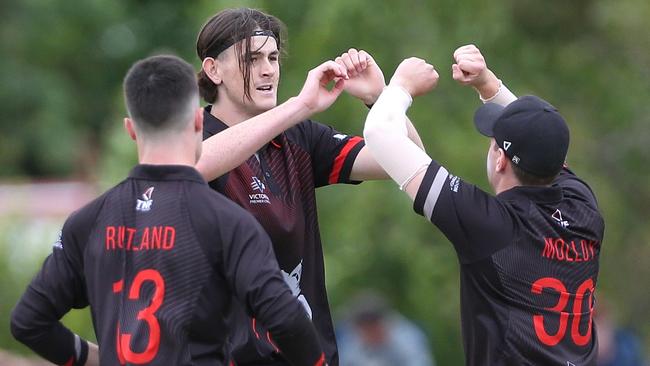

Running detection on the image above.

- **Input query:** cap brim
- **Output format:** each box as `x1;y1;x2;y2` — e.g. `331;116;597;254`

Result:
474;102;505;137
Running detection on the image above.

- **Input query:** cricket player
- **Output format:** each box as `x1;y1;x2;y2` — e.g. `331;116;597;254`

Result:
10;54;342;366
363;45;604;365
193;8;424;365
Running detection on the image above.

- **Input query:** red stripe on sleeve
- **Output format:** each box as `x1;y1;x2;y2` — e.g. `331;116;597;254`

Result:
328;136;363;184
63;357;74;366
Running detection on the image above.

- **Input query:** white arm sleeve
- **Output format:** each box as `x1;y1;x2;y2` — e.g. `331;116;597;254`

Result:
480;80;517;106
363;86;432;190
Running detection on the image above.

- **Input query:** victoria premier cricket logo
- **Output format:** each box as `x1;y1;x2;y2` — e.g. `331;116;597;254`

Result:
136;187;155;212
249;177;270;204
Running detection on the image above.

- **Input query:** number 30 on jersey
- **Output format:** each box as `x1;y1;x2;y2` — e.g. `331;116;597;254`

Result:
531;277;595;347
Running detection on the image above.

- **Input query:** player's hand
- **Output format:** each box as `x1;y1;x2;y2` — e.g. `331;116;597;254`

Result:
388;57;439;97
452;44;494;87
452;44;501;99
335;48;386;105
296;60;348;113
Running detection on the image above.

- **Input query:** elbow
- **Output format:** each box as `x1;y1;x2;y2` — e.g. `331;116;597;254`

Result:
362;110;375;141
362;122;378;146
10;306;31;343
10;301;43;345
362;110;390;146
363;120;402;155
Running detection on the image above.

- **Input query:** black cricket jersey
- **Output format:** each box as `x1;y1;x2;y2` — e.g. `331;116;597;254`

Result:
11;165;323;366
414;161;604;366
203;107;365;366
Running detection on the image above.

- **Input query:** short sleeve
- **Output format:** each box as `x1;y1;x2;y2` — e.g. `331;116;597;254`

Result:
30;219;89;311
291;120;365;187
413;161;516;263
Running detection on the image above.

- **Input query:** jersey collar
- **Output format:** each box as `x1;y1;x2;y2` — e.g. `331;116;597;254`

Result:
497;185;563;204
203;105;229;137
129;164;205;183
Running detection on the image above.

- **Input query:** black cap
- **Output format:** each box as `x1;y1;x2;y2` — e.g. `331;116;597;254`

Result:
474;95;570;177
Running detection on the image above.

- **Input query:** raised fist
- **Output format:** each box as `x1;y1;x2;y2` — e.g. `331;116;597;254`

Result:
389;57;439;97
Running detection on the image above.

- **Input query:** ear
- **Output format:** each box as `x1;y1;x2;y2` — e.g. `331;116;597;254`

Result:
194;107;204;133
495;148;508;173
124;118;137;141
202;57;222;85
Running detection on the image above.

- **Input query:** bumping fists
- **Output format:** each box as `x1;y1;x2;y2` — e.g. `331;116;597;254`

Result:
389;57;439;97
385;44;499;99
296;44;498;112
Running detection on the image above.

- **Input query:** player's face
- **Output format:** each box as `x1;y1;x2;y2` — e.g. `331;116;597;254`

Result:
217;36;280;118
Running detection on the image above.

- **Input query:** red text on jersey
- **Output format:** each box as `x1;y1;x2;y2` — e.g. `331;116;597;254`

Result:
105;226;176;251
541;238;598;263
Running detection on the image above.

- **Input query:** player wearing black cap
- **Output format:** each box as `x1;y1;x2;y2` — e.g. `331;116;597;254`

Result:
10;55;336;365
192;8;425;366
363;45;604;365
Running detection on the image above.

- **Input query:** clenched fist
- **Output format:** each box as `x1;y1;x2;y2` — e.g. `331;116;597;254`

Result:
389;57;439;97
452;44;491;88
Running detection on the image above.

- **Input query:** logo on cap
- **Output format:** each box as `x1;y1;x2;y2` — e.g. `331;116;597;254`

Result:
474;95;570;178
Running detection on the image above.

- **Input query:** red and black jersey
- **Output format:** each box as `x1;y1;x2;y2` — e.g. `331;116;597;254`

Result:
203;107;365;366
414;161;604;366
11;165;324;366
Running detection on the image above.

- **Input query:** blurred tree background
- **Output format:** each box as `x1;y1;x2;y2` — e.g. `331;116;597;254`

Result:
1;0;648;364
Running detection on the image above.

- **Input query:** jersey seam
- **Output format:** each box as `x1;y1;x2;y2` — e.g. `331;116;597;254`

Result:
79;190;114;288
177;182;219;363
183;183;220;273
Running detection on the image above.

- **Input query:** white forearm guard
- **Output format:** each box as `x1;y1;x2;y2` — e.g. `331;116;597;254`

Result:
363;86;432;190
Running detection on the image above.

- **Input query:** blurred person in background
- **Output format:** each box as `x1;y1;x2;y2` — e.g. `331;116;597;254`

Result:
595;298;646;366
337;291;435;366
193;7;425;366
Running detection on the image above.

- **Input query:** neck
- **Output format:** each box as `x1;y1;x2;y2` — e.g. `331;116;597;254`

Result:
137;137;196;167
493;174;521;195
210;99;261;127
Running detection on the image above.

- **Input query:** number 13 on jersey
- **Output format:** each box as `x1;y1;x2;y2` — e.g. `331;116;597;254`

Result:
113;269;166;364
